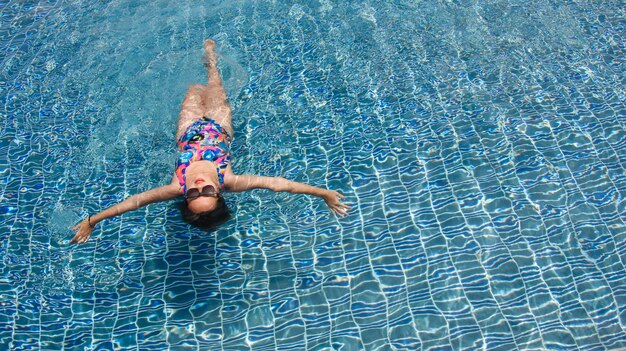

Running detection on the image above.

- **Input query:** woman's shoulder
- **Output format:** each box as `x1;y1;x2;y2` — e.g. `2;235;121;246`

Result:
223;167;243;190
168;176;184;195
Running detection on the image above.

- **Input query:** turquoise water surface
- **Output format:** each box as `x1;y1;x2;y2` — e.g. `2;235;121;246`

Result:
2;0;626;350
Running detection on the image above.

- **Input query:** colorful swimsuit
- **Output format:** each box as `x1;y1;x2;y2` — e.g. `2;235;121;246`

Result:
175;117;231;194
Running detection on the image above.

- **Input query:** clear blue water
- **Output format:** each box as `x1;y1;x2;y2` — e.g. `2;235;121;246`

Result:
2;0;626;350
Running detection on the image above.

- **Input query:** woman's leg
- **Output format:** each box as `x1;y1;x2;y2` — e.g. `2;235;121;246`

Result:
176;84;208;140
202;39;234;137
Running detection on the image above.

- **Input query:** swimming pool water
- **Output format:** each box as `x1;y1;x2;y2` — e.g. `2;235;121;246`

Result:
2;0;626;350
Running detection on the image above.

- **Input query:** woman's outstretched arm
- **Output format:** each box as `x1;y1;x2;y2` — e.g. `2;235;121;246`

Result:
70;179;180;244
225;174;352;217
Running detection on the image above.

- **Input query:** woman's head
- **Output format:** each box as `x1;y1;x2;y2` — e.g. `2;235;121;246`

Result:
186;186;219;212
181;167;229;227
180;195;230;228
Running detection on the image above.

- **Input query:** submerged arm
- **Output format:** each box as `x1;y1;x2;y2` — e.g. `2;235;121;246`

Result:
70;180;180;244
225;174;351;217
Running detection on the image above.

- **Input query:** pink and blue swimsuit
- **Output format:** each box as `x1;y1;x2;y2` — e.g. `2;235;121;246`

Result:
175;117;231;194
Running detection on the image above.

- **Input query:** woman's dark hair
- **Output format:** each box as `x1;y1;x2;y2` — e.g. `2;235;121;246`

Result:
179;196;230;228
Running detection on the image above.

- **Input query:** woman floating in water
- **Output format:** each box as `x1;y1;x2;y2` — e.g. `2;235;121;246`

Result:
70;40;351;244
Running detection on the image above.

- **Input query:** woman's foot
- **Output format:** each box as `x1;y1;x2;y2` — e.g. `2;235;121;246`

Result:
204;39;217;67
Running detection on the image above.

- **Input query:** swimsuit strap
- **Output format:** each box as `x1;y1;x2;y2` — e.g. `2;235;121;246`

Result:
216;155;230;187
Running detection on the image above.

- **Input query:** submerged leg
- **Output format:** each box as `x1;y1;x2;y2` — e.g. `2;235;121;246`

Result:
202;39;233;136
176;84;207;140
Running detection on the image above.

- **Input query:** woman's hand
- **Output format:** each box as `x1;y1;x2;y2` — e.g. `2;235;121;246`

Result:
70;218;94;244
323;190;352;217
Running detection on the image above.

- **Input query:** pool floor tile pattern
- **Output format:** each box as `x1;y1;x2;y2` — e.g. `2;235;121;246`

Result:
1;0;626;350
